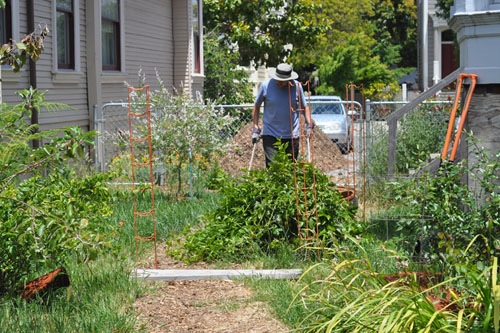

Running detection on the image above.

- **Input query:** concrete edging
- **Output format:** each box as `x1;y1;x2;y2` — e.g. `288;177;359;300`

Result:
132;269;303;281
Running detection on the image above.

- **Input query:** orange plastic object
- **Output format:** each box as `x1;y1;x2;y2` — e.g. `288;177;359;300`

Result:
441;73;478;162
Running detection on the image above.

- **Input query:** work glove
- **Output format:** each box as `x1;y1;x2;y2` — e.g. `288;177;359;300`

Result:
251;128;261;144
305;123;314;137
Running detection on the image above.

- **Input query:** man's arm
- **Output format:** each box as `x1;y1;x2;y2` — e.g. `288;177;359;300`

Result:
252;102;261;130
304;104;312;126
298;85;312;126
251;103;262;144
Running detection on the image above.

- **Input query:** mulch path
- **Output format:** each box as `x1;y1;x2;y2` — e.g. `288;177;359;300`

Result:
133;244;291;333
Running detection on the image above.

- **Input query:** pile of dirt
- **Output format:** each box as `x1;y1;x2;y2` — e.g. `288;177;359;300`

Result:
220;121;345;176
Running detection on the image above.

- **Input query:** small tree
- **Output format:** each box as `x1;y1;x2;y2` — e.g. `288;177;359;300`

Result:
124;71;235;195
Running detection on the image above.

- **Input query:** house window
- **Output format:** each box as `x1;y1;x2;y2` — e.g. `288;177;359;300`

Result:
56;0;74;69
192;0;202;74
101;0;120;71
0;1;12;45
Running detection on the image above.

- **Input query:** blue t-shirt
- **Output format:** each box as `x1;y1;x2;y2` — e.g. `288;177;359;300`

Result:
254;79;306;139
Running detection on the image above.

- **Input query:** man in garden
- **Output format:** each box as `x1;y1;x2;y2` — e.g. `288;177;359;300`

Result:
251;63;313;167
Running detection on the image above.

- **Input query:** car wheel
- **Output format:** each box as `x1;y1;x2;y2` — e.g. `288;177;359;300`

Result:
338;135;353;155
338;142;348;154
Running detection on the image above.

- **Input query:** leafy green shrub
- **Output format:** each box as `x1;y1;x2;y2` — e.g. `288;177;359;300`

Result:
0;171;118;294
170;144;361;263
396;104;449;171
0;90;119;295
372;135;500;269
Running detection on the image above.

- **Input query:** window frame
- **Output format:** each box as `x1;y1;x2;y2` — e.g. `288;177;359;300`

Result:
101;0;122;72
0;0;20;76
0;1;13;45
192;0;203;75
52;0;81;74
56;0;75;69
0;0;19;50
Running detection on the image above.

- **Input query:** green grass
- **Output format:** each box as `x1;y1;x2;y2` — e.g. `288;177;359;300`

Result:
0;256;145;333
248;278;306;328
112;189;221;249
0;189;220;333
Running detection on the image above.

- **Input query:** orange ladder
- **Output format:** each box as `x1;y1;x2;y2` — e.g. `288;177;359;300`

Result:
441;73;478;163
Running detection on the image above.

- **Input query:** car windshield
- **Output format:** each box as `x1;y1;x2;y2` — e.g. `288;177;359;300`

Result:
310;103;343;115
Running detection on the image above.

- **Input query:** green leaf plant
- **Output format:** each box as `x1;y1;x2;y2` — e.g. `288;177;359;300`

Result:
372;132;499;273
0;89;118;297
169;142;361;263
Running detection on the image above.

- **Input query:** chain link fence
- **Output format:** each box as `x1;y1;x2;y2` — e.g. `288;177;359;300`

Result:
94;99;452;193
363;99;453;251
364;100;453;181
94;103;253;174
94;103;130;172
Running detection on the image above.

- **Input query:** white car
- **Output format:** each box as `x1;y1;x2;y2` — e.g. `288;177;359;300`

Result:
309;95;354;153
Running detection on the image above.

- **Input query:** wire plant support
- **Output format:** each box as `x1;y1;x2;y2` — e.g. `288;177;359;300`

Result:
289;81;320;245
345;83;364;201
127;85;159;268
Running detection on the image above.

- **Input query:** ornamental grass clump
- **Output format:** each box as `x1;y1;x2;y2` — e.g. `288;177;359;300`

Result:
293;238;500;332
293;238;458;332
170;143;362;263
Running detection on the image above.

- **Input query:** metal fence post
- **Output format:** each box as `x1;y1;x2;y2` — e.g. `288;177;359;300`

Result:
365;99;371;168
387;118;397;177
93;104;106;172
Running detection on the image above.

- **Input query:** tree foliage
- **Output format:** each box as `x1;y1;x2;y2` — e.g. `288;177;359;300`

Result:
203;0;418;99
370;0;417;68
292;0;374;68
314;35;395;95
203;29;253;104
436;0;454;20
203;0;324;66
